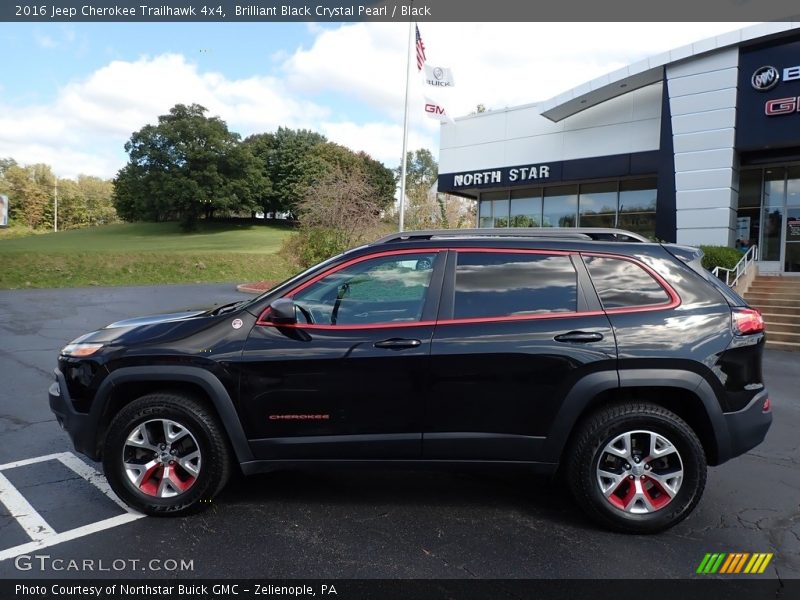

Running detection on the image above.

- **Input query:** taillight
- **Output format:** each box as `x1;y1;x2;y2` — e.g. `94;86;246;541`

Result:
732;307;765;336
763;398;771;412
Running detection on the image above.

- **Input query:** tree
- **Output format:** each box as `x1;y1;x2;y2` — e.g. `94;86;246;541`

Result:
244;128;327;215
57;176;118;229
0;157;17;178
396;149;440;229
114;104;262;228
288;167;385;268
244;129;395;216
3;164;54;229
468;104;488;116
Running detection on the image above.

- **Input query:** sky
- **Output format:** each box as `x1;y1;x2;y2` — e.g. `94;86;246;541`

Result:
0;22;756;180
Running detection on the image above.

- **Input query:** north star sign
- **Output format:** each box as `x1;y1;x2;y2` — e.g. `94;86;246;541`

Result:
452;164;552;188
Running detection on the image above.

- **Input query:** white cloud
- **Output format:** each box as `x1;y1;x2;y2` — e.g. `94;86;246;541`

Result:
2;22;760;180
283;22;756;118
0;53;330;178
321;121;437;166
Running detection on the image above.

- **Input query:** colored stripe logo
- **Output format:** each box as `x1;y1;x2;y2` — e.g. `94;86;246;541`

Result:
696;553;773;574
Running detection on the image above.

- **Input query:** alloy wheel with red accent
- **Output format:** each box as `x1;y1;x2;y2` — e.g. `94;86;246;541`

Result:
102;392;231;516
123;419;202;498
595;430;684;514
566;402;706;534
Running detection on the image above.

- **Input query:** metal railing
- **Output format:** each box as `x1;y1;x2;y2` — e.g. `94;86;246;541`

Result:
712;245;758;287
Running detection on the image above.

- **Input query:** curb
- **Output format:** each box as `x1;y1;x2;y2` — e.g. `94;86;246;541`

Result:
236;281;275;294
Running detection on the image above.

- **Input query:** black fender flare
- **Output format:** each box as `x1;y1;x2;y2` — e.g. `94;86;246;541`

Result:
90;366;254;464
542;369;729;464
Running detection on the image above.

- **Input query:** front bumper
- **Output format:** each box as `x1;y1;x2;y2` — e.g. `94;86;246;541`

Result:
720;390;772;462
49;368;102;460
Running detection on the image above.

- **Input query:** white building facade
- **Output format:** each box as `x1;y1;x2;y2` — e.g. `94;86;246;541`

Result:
437;24;800;273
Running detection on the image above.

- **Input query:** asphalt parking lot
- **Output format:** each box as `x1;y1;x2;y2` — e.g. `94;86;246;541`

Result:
0;284;798;579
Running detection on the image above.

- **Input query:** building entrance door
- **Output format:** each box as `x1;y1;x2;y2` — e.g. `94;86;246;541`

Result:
782;168;800;273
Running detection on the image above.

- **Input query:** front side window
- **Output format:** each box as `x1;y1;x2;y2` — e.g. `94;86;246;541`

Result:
454;252;577;319
584;256;670;309
291;253;439;326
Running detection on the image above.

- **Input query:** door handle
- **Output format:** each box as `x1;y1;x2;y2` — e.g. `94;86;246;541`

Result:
374;338;422;350
554;331;604;343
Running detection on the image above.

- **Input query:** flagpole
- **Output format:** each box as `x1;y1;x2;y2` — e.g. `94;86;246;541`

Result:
398;21;413;233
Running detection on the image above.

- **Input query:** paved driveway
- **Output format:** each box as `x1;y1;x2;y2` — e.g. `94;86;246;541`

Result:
0;285;797;578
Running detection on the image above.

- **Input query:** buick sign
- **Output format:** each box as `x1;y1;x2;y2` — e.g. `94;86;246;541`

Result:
752;65;780;91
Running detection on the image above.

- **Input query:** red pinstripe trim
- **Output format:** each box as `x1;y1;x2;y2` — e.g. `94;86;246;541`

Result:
256;246;681;330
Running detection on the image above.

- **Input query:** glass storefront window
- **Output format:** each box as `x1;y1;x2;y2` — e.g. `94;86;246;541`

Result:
764;168;785;208
543;185;577;228
480;191;509;227
479;199;492;228
579;182;617;228
618;178;657;238
737;169;762;247
761;169;785;261
788;166;800;207
510;188;542;227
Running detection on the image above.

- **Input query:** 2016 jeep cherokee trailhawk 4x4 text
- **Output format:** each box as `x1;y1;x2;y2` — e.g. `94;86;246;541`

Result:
49;228;772;533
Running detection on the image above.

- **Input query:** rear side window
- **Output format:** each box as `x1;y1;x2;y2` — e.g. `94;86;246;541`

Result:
584;255;669;309
454;252;577;319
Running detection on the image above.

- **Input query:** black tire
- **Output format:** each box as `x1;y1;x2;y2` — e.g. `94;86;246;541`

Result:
566;402;706;534
102;392;232;516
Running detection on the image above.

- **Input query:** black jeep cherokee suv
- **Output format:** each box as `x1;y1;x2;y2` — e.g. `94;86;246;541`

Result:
49;228;772;533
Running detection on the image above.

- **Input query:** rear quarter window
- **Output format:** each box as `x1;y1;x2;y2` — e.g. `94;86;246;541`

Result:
584;255;670;309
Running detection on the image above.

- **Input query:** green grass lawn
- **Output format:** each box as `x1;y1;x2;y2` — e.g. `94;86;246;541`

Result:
0;222;297;289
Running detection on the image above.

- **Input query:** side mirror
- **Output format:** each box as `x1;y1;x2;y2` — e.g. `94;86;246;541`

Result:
269;298;297;324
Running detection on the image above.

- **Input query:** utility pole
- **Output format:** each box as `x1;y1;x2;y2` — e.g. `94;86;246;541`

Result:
54;177;58;232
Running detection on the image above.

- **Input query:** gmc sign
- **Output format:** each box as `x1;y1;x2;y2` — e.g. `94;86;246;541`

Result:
765;96;800;116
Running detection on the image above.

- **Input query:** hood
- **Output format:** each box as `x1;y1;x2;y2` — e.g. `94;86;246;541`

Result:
70;307;225;347
105;310;207;329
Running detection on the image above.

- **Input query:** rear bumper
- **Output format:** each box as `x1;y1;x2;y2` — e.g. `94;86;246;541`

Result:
48;369;101;461
719;390;772;463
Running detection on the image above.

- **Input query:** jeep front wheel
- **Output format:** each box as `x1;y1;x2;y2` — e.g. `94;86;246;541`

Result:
102;392;231;516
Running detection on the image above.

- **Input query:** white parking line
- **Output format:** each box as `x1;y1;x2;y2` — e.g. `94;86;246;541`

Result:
56;452;133;513
0;513;142;562
0;452;145;562
0;471;57;540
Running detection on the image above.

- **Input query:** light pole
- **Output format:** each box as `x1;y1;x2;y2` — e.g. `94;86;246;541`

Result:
54;176;58;232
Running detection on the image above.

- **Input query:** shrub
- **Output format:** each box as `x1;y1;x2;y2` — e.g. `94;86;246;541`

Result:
281;227;351;269
699;245;742;272
280;167;387;269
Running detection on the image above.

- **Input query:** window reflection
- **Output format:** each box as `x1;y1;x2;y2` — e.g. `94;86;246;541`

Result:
454;253;577;318
477;178;657;238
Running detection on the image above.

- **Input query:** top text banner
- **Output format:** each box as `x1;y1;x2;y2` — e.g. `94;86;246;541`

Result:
3;1;800;22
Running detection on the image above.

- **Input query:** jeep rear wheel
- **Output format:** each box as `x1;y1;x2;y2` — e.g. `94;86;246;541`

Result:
566;402;706;533
102;392;231;516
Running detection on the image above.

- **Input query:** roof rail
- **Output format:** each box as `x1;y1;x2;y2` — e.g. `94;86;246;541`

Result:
375;227;649;244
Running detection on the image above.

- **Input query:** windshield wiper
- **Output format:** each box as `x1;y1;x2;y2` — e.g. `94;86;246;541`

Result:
212;301;245;316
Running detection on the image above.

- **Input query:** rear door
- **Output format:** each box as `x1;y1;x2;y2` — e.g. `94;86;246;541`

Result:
424;249;617;461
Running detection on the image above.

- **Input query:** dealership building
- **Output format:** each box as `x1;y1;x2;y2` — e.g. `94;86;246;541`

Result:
437;23;800;273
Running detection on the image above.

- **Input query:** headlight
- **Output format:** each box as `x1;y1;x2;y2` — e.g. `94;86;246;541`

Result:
60;343;104;357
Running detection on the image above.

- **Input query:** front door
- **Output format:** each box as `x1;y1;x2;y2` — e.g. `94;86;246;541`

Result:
239;250;445;460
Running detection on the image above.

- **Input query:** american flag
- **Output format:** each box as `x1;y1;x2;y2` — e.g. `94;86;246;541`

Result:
415;25;426;71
